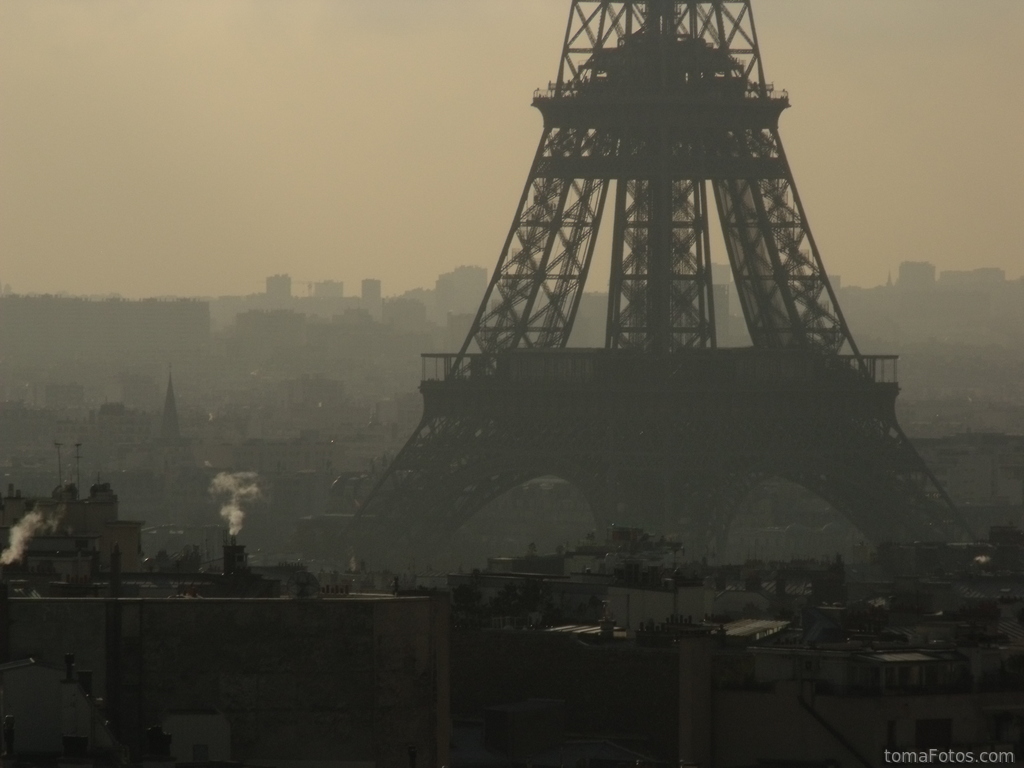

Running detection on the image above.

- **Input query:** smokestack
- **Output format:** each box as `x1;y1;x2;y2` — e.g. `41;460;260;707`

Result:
223;540;247;577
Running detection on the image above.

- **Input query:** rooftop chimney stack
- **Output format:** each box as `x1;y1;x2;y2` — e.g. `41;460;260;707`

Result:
223;540;247;577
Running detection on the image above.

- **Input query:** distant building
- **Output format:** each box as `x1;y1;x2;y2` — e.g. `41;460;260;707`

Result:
2;593;451;764
715;642;1019;766
713;283;732;345
118;373;160;411
383;297;428;333
567;291;609;347
435;265;487;319
312;279;344;298
1;480;143;572
917;433;1024;506
0;296;209;365
233;309;305;350
0;658;121;757
159;372;180;442
607;573;713;628
939;267;1006;290
43;383;85;410
361;278;383;321
264;274;292;300
897;261;936;290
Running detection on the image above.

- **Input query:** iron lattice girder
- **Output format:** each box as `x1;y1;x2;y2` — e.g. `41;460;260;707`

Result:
607;178;716;350
352;0;968;561
557;1;766;94
465;0;855;355
365;350;969;548
715;168;850;354
472;129;610;354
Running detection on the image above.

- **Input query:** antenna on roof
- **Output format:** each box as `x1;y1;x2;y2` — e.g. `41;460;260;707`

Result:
55;442;64;486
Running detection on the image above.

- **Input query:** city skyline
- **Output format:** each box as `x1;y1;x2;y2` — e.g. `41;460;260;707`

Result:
1;5;1023;763
2;1;1022;297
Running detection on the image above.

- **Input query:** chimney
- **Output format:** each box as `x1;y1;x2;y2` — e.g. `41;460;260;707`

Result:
223;540;247;577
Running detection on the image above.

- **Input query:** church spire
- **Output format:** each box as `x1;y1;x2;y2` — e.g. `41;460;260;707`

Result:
160;370;180;441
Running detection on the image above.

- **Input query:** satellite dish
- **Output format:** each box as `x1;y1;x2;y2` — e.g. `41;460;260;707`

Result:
285;571;320;599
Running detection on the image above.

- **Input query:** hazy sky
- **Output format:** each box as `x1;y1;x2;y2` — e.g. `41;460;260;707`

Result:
1;1;1022;298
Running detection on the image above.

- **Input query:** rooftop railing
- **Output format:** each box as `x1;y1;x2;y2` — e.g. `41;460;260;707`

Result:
422;349;897;387
533;81;787;102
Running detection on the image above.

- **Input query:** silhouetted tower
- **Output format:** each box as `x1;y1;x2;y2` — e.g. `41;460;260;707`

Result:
160;372;180;442
356;0;968;561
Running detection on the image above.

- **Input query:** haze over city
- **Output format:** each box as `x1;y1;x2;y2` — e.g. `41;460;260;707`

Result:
2;0;1022;298
1;1;1024;764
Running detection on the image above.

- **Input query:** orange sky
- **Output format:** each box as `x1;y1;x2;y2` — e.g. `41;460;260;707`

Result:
1;0;1021;298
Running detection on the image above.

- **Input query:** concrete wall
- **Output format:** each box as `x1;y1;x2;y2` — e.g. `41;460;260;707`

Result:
678;635;712;766
714;682;1022;768
715;684;869;768
0;663;64;753
607;585;713;629
452;629;679;760
1;596;449;768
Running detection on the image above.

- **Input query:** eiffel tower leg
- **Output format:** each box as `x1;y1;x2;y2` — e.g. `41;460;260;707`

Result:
353;416;534;562
712;129;855;354
355;389;615;562
787;419;970;543
464;127;609;353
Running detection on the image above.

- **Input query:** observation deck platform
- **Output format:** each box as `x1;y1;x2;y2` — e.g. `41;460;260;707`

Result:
422;348;897;390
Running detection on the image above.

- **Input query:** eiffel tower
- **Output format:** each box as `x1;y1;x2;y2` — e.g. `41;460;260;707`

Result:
355;0;970;563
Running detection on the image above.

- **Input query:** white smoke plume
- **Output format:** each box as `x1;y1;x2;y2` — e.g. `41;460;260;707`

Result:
1;510;59;565
209;472;261;536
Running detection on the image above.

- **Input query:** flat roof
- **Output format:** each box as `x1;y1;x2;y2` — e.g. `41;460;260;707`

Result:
725;619;790;638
